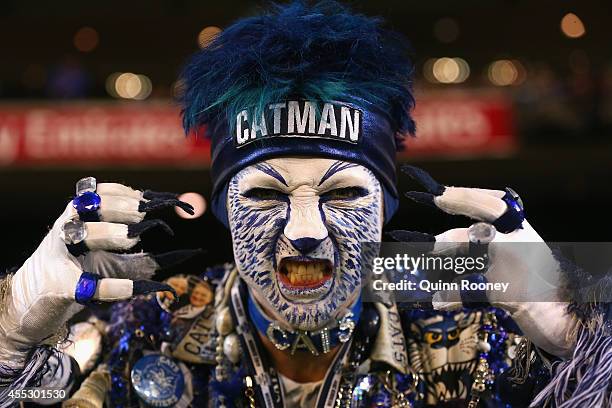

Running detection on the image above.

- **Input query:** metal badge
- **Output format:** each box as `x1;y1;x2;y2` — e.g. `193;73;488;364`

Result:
266;321;291;351
290;331;319;356
131;354;185;407
338;311;356;343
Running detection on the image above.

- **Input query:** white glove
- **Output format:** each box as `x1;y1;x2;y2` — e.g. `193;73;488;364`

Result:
0;180;198;371
391;166;579;358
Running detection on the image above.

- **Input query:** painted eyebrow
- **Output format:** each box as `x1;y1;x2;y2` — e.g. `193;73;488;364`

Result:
318;161;360;186
253;163;288;186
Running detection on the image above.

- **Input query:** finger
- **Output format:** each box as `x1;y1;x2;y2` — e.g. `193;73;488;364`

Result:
400;166;524;232
471;188;506;199
85;223;138;250
387;228;471;256
139;198;194;215
433;187;508;222
387;230;436;253
81;251;157;280
432;228;471;256
73;272;177;303
93;278;176;301
143;190;180;200
97;183;143;199
63;221;136;257
81;249;203;280
97;183;191;208
401;165;506;206
127;219;173;238
95;195;193;224
64;219;173;256
436;187;527;234
387;230;435;243
79;183;194;223
432;273;491;311
401;165;445;195
405;191;437;207
98;194;144;224
431;290;463;311
403;183;512;223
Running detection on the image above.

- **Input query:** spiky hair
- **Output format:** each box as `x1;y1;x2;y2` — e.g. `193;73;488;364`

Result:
179;0;416;144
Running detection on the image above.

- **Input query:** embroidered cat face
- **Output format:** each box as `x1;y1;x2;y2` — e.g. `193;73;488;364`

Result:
227;157;383;330
408;312;479;403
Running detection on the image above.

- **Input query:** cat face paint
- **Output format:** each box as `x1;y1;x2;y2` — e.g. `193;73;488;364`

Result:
227;157;383;331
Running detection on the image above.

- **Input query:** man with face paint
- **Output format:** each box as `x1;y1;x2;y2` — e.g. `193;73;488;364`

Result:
1;1;611;408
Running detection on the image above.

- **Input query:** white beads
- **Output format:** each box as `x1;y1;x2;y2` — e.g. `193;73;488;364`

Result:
477;340;491;352
216;307;234;336
223;333;241;364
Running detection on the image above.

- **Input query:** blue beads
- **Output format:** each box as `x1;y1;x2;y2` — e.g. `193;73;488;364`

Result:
358;306;380;338
110;372;127;407
73;191;101;213
118;332;131;353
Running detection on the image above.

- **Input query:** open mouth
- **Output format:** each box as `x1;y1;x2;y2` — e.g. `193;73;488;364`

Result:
278;258;333;290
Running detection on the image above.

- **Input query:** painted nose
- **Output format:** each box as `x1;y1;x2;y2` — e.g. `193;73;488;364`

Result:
289;237;324;254
283;195;328;245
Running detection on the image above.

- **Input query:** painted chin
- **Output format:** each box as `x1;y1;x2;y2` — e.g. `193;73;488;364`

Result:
276;257;334;303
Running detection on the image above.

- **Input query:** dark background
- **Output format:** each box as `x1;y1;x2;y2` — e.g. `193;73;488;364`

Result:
1;0;611;274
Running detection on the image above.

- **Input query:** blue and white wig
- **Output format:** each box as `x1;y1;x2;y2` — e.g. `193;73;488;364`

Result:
178;0;416;225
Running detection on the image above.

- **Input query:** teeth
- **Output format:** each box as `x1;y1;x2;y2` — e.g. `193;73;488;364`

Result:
284;262;328;285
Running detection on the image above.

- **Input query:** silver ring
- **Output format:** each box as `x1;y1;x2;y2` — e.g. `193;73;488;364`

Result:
468;222;496;244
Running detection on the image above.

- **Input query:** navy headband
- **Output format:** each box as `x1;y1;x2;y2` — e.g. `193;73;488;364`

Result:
209;100;399;226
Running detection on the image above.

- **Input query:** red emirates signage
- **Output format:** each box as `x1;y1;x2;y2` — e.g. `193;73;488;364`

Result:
0;104;210;166
406;92;517;158
0;94;516;167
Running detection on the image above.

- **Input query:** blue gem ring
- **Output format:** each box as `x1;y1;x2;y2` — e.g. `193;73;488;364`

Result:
492;187;525;233
73;177;101;222
75;272;100;304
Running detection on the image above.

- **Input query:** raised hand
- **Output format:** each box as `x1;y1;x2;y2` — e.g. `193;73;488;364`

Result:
391;166;578;358
0;177;199;370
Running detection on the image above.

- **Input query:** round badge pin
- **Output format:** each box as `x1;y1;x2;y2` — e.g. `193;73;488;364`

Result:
131;354;185;407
